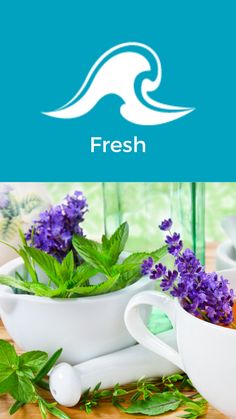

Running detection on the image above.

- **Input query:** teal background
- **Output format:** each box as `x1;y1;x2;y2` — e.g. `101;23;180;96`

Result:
0;1;235;180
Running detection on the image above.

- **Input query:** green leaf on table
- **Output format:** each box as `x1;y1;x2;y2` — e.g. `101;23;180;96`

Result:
10;375;35;403
0;340;18;395
123;392;181;415
44;403;70;419
34;348;63;384
19;351;48;375
24;247;61;286
0;339;19;370
0;373;18;395
9;400;25;415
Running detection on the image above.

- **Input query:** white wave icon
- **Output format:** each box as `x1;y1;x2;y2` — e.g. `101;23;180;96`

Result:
43;42;194;125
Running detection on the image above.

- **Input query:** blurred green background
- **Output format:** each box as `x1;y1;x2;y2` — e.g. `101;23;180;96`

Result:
0;182;234;252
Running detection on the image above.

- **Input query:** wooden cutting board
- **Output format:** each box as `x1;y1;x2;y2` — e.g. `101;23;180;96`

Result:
0;320;227;418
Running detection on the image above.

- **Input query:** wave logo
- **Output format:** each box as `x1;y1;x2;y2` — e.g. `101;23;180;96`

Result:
43;42;194;125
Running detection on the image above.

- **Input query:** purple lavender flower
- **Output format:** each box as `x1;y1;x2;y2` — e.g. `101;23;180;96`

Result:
141;257;153;275
26;191;88;262
142;218;235;326
159;218;172;231
150;263;166;279
160;269;178;291
165;232;183;256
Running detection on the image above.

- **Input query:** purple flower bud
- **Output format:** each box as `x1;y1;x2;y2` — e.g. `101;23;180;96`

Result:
141;257;153;276
159;218;173;231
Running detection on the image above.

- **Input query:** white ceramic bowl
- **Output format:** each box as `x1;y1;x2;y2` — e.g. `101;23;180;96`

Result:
125;268;236;419
0;257;154;364
216;240;236;270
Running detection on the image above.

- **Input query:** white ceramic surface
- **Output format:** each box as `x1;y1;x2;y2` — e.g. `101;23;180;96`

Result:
0;257;154;364
49;329;179;407
125;268;236;418
221;215;236;249
216;240;236;270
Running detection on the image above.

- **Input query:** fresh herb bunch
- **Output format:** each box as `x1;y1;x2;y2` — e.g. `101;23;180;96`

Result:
0;340;68;418
0;221;167;298
142;218;235;326
79;374;207;418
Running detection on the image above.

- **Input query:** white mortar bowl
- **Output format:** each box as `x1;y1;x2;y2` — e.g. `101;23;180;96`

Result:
216;241;236;270
0;257;154;364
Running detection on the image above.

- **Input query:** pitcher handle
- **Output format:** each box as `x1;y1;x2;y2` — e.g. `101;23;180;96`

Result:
124;290;185;371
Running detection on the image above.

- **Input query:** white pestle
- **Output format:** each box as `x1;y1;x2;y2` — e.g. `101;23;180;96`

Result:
49;329;179;407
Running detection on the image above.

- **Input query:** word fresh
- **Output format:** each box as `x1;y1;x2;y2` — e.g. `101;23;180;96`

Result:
91;136;146;153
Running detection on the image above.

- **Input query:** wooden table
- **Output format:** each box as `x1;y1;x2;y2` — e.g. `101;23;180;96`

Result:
0;242;228;418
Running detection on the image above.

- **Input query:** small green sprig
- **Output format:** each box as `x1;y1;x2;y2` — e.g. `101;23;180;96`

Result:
0;222;167;298
0;340;68;419
79;375;207;418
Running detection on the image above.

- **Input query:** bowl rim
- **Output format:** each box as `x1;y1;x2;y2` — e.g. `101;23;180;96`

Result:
0;257;151;304
216;240;236;267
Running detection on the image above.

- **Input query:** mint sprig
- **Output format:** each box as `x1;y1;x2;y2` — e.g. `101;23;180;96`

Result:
79;375;207;418
0;340;68;418
0;222;168;298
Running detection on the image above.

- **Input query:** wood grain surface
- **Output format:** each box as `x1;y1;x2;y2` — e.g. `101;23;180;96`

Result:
0;242;228;418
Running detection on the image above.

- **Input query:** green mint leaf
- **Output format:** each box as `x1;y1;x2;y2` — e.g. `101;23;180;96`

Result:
10;375;35;403
122;245;168;268
18;228;27;247
0;367;16;384
0;275;30;293
34;348;62;383
26;282;63;297
0;340;19;395
72;235;110;274
60;250;74;281
18;248;38;283
67;262;98;287
117;245;168;287
107;222;129;264
24;247;61;286
69;274;120;296
101;234;110;251
0;339;19;370
123;392;181;415
19;351;48;375
0;372;18;395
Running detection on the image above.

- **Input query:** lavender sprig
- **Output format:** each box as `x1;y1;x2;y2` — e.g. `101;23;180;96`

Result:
142;219;235;326
26;191;88;262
